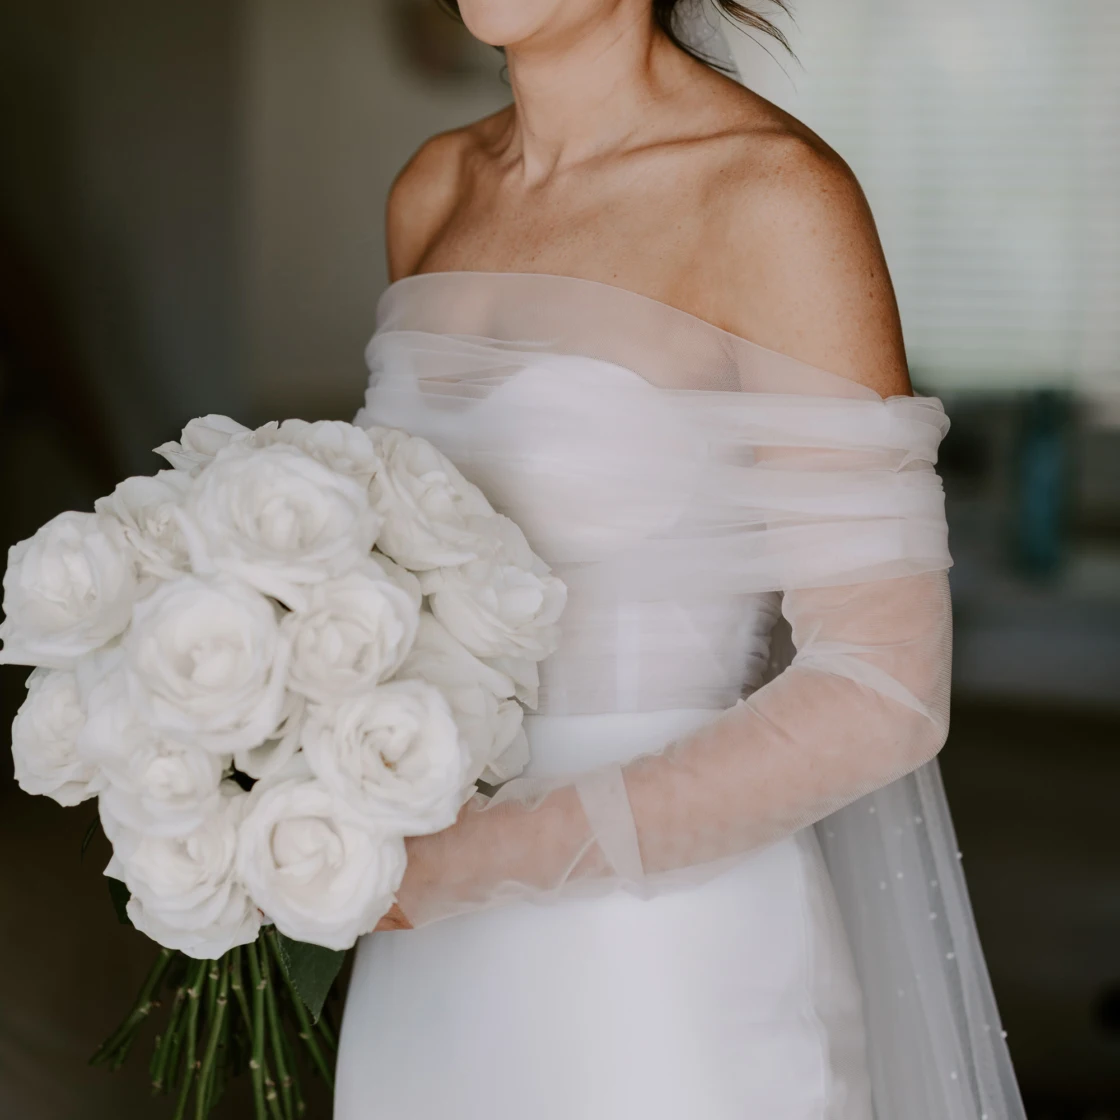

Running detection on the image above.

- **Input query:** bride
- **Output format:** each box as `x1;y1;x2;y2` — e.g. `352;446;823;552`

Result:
337;1;1025;1117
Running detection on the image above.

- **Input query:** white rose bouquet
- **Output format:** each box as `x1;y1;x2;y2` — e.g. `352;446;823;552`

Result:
1;415;564;1118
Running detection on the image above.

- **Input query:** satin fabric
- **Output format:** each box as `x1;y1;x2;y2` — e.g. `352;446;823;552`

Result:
337;710;873;1120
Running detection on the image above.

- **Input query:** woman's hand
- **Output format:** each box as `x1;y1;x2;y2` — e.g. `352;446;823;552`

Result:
368;798;479;932
373;901;413;931
370;829;440;932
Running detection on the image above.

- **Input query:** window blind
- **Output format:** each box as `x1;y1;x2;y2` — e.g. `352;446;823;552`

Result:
733;0;1120;394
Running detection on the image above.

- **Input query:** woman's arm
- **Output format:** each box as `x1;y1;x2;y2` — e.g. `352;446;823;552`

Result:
714;128;912;398
384;129;471;282
387;568;949;926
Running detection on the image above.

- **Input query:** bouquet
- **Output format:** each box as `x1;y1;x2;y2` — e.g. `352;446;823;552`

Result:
0;414;565;1117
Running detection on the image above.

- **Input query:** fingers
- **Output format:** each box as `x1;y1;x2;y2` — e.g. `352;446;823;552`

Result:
373;902;413;932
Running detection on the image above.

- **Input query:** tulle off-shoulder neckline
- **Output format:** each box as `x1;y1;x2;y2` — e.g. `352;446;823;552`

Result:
381;270;771;353
378;269;903;403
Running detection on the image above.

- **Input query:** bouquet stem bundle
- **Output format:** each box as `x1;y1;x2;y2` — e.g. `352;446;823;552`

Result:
91;929;339;1120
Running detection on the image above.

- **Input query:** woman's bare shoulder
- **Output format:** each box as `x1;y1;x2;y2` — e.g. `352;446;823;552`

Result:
699;93;912;397
385;107;512;281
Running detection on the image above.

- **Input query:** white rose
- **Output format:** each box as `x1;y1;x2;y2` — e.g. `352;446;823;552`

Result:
367;428;496;570
253;419;382;487
236;771;405;950
105;782;261;959
369;550;422;609
154;414;254;474
123;576;288;752
11;667;102;806
480;702;530;785
233;691;305;781
421;515;566;661
301;679;467;834
177;443;381;610
0;511;137;667
283;563;419;704
395;616;527;787
484;653;541;708
96;470;192;579
79;671;225;837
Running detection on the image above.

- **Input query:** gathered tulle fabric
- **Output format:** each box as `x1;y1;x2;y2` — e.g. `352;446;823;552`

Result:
356;271;1025;1120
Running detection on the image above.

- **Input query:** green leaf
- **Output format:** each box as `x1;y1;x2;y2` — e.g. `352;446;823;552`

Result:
274;931;344;1022
80;816;100;862
106;877;133;927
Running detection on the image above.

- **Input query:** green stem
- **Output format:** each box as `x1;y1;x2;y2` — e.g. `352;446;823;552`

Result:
229;948;255;1090
107;1026;139;1071
150;978;189;1093
90;946;175;1066
206;965;234;1112
164;1010;185;1092
246;941;268;1120
261;944;295;1120
195;957;230;1119
204;962;219;1037
279;1021;306;1117
315;1002;338;1053
229;947;253;1053
166;960;206;1092
264;1071;286;1120
171;959;206;1120
264;929;334;1090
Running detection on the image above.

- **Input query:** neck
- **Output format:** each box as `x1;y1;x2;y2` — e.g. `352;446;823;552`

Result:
502;5;684;180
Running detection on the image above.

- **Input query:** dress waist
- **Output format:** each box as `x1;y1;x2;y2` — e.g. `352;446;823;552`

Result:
533;593;780;716
521;708;723;778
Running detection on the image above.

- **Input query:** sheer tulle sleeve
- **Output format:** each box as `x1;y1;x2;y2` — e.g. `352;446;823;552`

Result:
393;400;954;927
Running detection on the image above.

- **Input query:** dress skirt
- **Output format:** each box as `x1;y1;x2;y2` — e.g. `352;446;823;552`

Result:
334;710;873;1120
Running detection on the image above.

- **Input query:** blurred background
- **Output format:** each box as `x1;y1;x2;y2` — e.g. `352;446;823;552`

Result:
0;0;1117;1116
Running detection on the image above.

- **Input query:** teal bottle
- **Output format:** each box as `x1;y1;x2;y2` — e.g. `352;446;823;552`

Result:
1012;389;1072;578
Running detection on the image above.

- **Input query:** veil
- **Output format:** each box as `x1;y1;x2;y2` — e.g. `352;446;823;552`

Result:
674;3;1027;1116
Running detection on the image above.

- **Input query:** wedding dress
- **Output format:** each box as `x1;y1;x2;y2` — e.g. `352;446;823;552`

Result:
335;271;1025;1119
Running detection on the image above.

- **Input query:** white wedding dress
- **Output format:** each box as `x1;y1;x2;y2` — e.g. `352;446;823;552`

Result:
335;271;1024;1120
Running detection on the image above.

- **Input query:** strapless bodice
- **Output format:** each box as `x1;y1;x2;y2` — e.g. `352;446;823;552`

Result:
360;345;781;714
359;270;949;717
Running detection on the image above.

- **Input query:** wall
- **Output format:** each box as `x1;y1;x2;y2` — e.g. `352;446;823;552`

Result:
241;0;508;423
0;0;245;475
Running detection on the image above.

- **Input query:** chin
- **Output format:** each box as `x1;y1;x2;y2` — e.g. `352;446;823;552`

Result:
456;0;599;49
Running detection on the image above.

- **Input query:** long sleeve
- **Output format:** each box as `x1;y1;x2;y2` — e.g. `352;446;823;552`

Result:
396;565;951;927
360;325;955;928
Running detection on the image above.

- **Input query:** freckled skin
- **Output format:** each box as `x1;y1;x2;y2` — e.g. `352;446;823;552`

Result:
385;0;911;401
373;0;914;931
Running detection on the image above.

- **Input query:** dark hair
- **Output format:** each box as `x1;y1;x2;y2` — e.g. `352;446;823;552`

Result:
657;1;793;63
435;2;793;68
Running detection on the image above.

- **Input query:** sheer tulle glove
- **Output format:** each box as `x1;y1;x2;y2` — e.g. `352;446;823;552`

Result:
392;569;951;928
